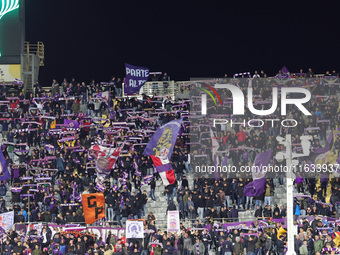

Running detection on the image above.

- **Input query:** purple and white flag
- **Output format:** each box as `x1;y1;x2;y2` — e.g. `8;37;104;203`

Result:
45;144;54;151
124;63;150;95
96;91;110;104
141;175;154;185
243;149;273;197
11;187;22;193
64;119;79;129
95;182;106;192
143;119;182;186
0;211;14;231
167;211;180;232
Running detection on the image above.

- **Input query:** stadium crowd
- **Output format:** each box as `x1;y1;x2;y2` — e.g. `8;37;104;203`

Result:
0;69;340;254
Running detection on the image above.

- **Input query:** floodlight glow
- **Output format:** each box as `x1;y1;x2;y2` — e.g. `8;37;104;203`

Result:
0;0;19;20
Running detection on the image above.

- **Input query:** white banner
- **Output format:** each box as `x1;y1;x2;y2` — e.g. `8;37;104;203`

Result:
0;211;14;231
167;211;180;232
126;221;144;238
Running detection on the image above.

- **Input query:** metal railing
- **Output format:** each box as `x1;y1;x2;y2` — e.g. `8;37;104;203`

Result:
24;41;45;66
137;81;178;98
40;81;180;100
14;220;121;229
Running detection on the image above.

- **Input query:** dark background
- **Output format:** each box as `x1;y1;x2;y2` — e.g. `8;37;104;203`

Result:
25;0;340;85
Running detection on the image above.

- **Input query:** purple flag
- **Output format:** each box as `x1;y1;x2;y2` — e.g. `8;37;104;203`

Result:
244;178;267;197
281;66;290;74
124;63;150;95
314;130;333;154
64;119;79;129
143;119;183;159
243;149;272;197
0;150;11;181
308;131;334;165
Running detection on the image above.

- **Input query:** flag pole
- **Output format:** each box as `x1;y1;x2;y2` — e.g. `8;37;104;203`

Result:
285;134;295;255
27;167;30;224
276;134;312;255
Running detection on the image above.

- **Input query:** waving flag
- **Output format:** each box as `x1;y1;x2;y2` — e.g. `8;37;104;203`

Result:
281;66;290;74
244;149;273;197
96;91;110;105
89;144;124;174
64;119;79;129
150;155;175;186
0;150;11;181
96;90;112;118
0;211;14;231
314;130;333;155
143;119;183;186
97;91;109;100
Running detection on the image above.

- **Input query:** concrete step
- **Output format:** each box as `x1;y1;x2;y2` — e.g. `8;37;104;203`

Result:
239;210;256;222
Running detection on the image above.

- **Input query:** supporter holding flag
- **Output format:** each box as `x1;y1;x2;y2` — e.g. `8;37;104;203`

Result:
143;118;183;186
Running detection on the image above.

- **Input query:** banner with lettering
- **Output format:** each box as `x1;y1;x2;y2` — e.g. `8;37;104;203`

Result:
81;193;105;224
124;63;149;95
167;211;180;232
15;223;126;241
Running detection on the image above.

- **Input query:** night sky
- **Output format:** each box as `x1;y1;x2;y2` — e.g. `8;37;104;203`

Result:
25;1;340;85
